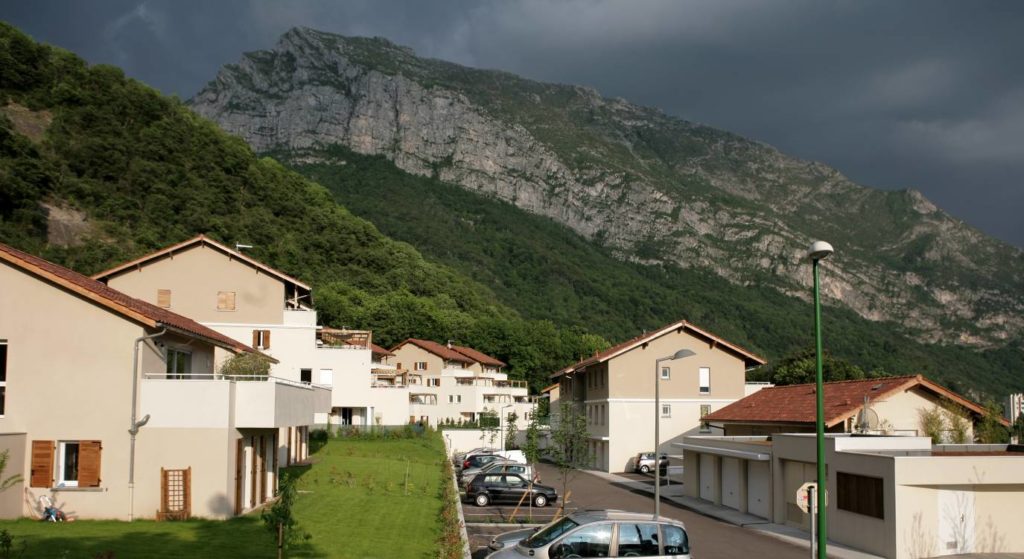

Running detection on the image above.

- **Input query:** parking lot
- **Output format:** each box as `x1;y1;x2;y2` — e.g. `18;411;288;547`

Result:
463;462;806;559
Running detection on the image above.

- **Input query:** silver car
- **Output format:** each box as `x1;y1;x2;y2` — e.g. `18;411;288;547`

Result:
488;526;539;551
461;461;537;489
486;510;690;558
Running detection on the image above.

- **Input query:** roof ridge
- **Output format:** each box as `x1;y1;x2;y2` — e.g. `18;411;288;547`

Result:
774;374;920;389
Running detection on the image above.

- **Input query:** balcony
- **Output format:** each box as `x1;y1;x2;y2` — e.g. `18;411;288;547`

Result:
140;374;331;429
495;380;528;389
483;394;513;405
410;394;437;406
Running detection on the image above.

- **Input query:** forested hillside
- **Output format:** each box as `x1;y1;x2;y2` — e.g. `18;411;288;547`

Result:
283;145;1024;398
0;23;607;391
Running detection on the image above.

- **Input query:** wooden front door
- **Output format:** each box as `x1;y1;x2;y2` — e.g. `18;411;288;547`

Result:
234;438;244;515
258;436;267;504
249;436;257;508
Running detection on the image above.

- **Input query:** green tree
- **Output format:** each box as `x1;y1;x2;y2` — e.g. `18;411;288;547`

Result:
974;400;1010;444
504;411;519;450
550;402;591;508
521;412;542;466
918;405;946;444
1011;414;1024;442
765;347;879;386
218;352;271;379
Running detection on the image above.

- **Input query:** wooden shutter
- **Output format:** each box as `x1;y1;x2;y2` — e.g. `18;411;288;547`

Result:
262;330;271;349
157;289;171;308
218;291;236;311
252;330;260;349
78;440;102;487
30;440;54;488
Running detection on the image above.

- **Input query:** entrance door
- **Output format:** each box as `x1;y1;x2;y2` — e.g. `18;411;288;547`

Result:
341;408;353;425
234;439;244;515
938;489;975;555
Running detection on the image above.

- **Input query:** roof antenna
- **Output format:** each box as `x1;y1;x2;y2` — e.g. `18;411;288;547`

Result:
235;243;253;252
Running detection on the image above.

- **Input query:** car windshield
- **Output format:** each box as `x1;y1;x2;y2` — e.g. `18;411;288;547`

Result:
522;517;580;548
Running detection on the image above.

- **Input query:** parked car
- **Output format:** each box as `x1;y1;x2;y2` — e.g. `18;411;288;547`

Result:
488;526;539;552
452;447;492;468
461;460;538;489
465;473;558;507
462;453;504;472
633;452;669;474
494;449;527;463
486;510;690;559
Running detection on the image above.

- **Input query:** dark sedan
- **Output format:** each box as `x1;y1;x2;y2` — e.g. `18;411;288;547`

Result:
464;473;558;508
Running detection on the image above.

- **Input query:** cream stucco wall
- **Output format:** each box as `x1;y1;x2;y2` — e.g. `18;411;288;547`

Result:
104;244;285;326
571;327;750;473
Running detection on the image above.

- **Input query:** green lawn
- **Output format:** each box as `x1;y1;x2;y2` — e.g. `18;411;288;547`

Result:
0;434;448;558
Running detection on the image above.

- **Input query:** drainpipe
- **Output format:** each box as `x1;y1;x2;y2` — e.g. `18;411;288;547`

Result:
129;328;165;521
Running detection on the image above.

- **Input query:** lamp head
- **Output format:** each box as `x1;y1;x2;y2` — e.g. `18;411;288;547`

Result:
659;349;696;361
807;240;834;261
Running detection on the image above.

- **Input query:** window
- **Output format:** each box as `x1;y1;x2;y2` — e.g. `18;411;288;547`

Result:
157;289;171;308
661;404;671;418
300;368;312;383
837;472;884;519
0;340;7;416
252;329;271;350
661;366;670;380
700;404;711;433
319;369;333;385
448;395;454;404
662;524;690;555
217;291;236;311
165;349;192;379
456;395;462;403
427;378;440;387
550;524;612;558
414;362;428;371
617;523;661;557
699;367;711;394
30;440;102;488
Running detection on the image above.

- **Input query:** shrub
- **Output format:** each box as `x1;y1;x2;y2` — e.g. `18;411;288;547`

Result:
918;405;946;444
218;353;271;379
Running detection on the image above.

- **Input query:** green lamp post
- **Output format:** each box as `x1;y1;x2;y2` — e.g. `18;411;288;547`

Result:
808;240;834;559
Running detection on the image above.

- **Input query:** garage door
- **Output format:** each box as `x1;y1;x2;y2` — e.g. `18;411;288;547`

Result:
747;461;770;519
698;454;715;501
721;458;740;510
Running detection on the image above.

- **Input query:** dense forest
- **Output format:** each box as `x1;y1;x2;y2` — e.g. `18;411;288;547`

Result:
1;22;1020;398
284;145;1024;398
0;23;606;392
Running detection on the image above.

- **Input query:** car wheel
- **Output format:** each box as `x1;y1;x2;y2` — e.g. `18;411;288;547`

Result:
639;465;650;474
475;493;490;507
533;494;548;507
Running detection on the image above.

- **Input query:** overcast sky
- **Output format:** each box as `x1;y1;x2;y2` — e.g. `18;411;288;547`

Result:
4;0;1023;248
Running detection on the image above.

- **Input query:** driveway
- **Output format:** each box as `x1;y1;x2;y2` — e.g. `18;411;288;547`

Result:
464;462;806;559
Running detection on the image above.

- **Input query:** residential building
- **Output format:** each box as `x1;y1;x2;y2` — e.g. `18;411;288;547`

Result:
704;375;997;440
1008;393;1023;424
679;433;1024;558
550;319;767;473
92;235;409;428
390;339;534;426
0;242;325;520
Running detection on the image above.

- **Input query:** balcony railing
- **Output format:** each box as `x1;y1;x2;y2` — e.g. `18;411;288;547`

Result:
410;394;438;405
495;380;528;389
141;373;331;429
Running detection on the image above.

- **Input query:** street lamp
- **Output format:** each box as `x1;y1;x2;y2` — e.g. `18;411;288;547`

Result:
807;240;833;559
500;404;514;452
654;348;696;517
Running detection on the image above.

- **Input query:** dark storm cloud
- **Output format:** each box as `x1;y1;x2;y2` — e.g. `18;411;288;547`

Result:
3;0;1023;247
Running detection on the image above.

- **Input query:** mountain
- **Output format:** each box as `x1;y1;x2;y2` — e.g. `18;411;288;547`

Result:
0;22;607;392
273;144;1024;397
190;27;1024;351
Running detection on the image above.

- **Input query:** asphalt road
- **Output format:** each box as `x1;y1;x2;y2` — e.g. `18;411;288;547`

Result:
464;462;806;559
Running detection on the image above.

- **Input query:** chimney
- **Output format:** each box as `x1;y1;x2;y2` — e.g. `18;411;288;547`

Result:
447;339;453;349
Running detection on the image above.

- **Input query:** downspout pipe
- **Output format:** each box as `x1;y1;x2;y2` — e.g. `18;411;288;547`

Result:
129;328;165;522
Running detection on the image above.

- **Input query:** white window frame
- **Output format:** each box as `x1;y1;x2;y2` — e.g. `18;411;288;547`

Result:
661;366;671;380
661;404;671;418
699;367;711;394
456;395;462;403
57;441;80;487
166;348;192;379
414;362;428;371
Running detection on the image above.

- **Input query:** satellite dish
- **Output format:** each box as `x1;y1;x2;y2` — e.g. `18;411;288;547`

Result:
855;396;879;432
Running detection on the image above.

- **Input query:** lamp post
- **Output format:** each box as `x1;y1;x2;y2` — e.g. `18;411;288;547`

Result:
807;240;834;559
500;404;513;452
654;348;696;517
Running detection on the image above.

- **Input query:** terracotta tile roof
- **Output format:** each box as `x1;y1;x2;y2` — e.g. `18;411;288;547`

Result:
393;338;475;364
450;345;505;367
369;343;394;357
0;242;268;359
550;319;766;378
91;234;311;291
704;375;997;427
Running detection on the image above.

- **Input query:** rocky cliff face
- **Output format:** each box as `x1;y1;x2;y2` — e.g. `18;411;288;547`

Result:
190;27;1024;347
